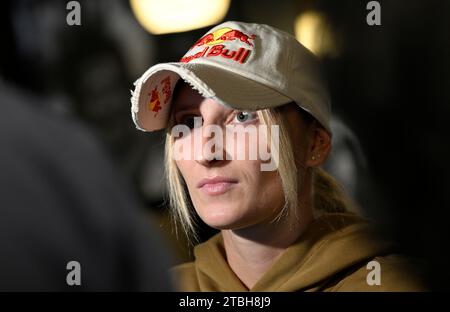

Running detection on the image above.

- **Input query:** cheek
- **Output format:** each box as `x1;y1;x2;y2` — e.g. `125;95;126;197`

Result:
175;159;195;186
236;162;285;216
253;170;284;209
226;126;274;162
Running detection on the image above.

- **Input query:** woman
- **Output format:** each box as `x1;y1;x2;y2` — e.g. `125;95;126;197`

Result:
130;21;423;291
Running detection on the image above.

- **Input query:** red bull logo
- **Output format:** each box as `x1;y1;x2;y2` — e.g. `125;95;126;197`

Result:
148;87;162;116
148;75;172;116
189;27;256;50
180;27;256;64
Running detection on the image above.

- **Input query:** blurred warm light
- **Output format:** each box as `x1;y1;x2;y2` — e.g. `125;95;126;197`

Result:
129;0;231;35
294;11;338;57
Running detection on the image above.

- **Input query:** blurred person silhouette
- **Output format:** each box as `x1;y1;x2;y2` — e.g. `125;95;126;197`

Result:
0;78;174;291
0;0;175;291
1;0;153;185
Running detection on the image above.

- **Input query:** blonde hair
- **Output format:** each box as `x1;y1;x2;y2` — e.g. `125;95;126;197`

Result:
164;104;353;244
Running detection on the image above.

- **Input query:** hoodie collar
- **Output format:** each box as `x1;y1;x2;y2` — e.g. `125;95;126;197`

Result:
193;213;393;291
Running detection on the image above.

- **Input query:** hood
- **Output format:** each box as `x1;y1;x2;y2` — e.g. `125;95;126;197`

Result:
191;213;394;291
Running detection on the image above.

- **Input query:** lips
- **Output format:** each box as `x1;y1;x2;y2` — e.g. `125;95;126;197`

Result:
197;176;238;195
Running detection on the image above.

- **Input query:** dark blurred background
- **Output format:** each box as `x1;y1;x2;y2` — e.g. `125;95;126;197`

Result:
1;0;449;290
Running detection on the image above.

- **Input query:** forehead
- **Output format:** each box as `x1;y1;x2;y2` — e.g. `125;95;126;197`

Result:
171;81;233;115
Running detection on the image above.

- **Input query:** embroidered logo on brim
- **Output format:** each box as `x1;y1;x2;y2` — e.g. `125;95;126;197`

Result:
142;72;177;119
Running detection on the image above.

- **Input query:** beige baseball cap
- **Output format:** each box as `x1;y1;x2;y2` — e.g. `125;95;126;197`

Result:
130;21;331;133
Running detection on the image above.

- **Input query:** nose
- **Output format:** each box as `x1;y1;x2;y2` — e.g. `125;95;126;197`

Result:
194;124;229;167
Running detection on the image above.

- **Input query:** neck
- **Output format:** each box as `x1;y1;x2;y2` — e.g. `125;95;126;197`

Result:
222;195;314;289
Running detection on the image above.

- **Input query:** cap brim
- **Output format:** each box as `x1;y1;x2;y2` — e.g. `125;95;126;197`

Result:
131;62;292;132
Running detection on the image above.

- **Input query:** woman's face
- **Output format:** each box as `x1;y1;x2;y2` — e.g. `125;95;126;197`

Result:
172;84;286;230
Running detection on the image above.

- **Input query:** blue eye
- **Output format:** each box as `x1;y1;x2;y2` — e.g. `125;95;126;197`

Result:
234;111;257;123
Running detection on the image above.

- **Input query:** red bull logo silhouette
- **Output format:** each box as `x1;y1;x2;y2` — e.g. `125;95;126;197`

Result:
148;87;162;116
147;76;172;117
160;76;172;104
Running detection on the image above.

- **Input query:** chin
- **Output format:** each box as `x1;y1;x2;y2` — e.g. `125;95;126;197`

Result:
201;213;257;231
201;215;240;230
197;204;250;230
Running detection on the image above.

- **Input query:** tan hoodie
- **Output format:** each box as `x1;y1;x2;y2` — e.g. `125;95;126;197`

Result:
172;213;425;291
